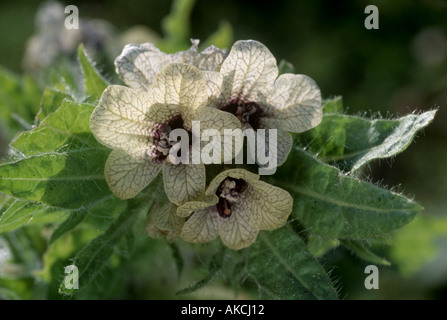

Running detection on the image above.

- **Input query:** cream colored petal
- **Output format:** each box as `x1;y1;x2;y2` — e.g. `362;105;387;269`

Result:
218;204;258;250
170;39;199;65
156;204;185;242
145;208;166;239
176;195;219;218
257;126;293;167
220;40;278;102
105;149;161;200
114;43;171;90
264;73;322;133
146;202;172;239
90;85;154;155
195;107;242;163
275;129;293;166
196;107;240;132
240;181;293;231
205;168;260;196
146;202;185;242
202;71;224;108
145;103;182;125
180;207;220;244
115;40;225;91
163;163;206;205
194;45;226;71
150;63;208;113
171;40;225;71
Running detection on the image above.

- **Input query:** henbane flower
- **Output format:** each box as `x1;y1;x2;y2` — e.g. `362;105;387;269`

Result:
115;39;226;91
205;40;322;165
90;63;240;205
177;168;293;250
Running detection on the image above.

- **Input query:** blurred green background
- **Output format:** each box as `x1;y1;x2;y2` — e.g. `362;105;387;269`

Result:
0;0;446;299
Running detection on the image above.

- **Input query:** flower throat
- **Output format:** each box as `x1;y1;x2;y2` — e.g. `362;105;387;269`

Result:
152;115;191;162
220;100;264;130
216;177;247;218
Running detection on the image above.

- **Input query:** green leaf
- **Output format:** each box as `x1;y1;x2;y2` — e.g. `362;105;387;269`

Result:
341;240;391;266
43;56;80;96
307;234;340;258
0;276;40;300
275;147;422;239
77;45;109;103
0;48;114;234
58;199;143;296
0;286;23;300
278;59;296;75
38;194;129;298
2;228;45;278
176;250;221;296
322;96;343;113
21;75;42;116
168;242;184;278
159;0;196;52
0;101;112;209
245;225;338;300
37;196;128;271
296;110;437;172
201;20;233;50
0;194;69;234
34;224;103;297
48;210;88;246
36;87;73;124
175;243;228;295
12;100;98;155
390;214;447;277
0;67;41;138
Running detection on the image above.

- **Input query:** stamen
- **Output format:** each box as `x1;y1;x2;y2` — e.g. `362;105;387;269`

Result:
223;201;232;216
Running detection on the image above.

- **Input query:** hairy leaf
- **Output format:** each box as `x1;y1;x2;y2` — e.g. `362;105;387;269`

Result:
44;56;81;96
35;225;103;299
0;101;112;209
322;96;343;113
168;242;184;278
275;147;422;239
47;194;126;245
176;250;222;296
58;199;145;295
47;210;88;245
245;225;338;300
341;240;390;266
296;110;436;172
36;88;73;124
307;234;340;258
0;68;41;138
78;45;109;103
0;194;69;234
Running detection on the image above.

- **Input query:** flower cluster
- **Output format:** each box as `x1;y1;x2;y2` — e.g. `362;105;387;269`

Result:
90;39;322;250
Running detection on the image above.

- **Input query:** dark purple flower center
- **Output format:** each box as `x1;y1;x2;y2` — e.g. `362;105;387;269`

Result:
220;100;264;129
215;177;247;218
152;115;191;163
